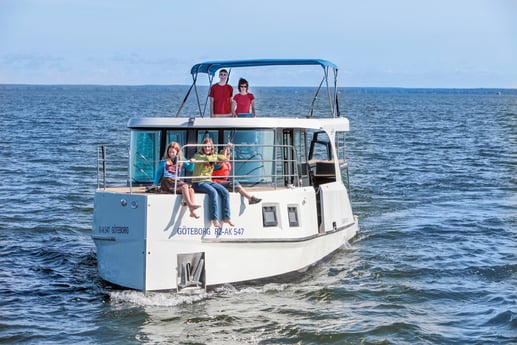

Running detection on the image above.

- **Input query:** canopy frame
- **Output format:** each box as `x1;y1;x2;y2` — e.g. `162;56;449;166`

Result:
175;59;340;118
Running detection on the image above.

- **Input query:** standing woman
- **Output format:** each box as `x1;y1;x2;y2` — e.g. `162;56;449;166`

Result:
191;138;234;227
150;142;201;218
231;78;256;117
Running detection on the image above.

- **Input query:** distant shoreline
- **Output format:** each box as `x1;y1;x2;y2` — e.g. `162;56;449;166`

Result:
1;84;515;94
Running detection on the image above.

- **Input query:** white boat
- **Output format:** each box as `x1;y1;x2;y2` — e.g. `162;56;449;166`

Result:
92;59;359;292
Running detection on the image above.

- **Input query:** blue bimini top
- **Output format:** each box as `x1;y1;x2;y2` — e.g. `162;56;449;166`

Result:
190;59;338;77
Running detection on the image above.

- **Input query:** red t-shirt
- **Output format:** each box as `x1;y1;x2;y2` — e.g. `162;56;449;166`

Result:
210;84;233;115
233;93;255;115
212;161;231;183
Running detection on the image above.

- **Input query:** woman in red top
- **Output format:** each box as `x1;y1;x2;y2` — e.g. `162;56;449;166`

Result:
232;78;256;117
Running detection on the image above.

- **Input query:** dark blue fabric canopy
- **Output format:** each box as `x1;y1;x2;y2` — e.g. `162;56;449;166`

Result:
190;59;337;76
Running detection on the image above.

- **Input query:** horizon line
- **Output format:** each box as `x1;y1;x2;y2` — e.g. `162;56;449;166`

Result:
1;83;515;91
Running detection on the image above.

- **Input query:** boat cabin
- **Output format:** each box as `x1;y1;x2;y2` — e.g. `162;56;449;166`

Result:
126;117;351;193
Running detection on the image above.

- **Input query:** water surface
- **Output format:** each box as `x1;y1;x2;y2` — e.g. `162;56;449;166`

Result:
0;85;515;344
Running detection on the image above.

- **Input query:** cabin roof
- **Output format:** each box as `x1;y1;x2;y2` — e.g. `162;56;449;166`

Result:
127;117;349;132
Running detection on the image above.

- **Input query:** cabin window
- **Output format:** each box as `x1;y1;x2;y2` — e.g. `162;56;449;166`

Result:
288;206;299;227
307;130;337;187
293;129;310;186
130;130;161;184
308;130;331;161
197;130;219;146
166;130;188;150
335;131;350;191
223;129;275;185
280;129;309;186
262;206;278;227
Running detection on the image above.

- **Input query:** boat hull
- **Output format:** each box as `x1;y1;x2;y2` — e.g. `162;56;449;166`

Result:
92;184;358;291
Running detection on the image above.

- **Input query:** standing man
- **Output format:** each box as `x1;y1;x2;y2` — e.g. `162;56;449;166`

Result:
209;69;233;117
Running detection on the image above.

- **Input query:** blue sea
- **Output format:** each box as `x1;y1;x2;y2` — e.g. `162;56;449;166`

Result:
0;85;516;344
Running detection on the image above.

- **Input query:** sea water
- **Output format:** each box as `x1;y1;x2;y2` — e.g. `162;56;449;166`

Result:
0;85;515;344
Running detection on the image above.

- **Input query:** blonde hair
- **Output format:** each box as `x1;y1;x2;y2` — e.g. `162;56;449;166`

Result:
199;137;215;155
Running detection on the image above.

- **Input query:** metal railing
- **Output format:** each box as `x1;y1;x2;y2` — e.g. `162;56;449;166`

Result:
97;143;310;193
97;145;107;190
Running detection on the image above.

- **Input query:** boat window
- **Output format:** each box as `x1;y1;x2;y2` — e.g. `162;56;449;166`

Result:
294;129;308;165
130;130;161;184
335;131;350;190
197;130;219;146
308;130;331;161
166;130;188;149
294;129;310;186
223;129;275;185
335;131;346;162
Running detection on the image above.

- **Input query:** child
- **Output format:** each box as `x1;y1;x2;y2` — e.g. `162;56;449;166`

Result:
190;138;234;227
212;148;261;205
149;142;200;218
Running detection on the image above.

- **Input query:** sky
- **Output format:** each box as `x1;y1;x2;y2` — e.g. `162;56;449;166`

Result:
0;0;516;88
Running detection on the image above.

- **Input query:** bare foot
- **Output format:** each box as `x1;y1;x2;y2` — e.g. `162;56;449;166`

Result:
212;220;221;227
189;207;200;219
190;204;201;210
223;219;235;227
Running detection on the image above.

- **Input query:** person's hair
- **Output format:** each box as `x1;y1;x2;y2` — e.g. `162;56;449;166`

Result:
163;141;183;162
219;148;231;156
219;69;228;75
199;137;215;155
238;78;248;87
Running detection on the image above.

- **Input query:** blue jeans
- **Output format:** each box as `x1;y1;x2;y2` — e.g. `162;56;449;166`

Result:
220;179;241;192
192;181;231;220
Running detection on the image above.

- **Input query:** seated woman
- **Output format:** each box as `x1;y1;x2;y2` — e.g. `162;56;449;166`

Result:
190;138;234;228
212;148;261;205
149;141;201;218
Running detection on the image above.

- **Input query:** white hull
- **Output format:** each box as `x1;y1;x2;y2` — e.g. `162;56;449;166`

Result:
93;183;357;291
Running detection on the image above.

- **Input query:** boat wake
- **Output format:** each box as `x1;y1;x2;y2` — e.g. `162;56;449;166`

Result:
109;290;209;307
108;282;290;307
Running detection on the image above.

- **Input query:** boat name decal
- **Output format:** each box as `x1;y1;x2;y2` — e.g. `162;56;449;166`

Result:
176;227;211;235
215;227;245;236
97;225;129;234
176;226;245;236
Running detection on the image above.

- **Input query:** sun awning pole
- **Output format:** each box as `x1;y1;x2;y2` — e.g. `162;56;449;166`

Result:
334;67;340;117
323;66;335;117
175;73;198;117
307;77;324;118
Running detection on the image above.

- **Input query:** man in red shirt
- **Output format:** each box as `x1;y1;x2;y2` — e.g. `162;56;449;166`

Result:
209;69;233;117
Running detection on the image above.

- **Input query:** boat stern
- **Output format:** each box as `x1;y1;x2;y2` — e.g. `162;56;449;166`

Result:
92;190;148;290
